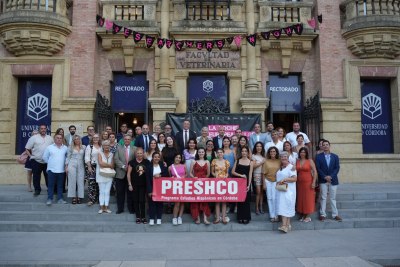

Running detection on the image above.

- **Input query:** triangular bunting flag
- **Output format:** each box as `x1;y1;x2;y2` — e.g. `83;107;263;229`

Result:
146;35;155;48
157;38;165;49
216;39;225;50
226;37;234;44
165;39;173;49
106;20;113;31
271;29;281;39
205;41;214;52
284;26;293;37
307;17;316;30
174;40;184;51
124;28;132;38
246;34;257;47
185;41;194;48
294;23;304;35
234;36;241;47
196;41;204;50
261;32;270;41
112;24;122;34
133;32;145;43
96;15;102;23
318;14;323;24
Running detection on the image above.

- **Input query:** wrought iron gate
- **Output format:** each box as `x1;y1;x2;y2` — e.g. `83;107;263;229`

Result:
302;92;321;159
95;90;112;133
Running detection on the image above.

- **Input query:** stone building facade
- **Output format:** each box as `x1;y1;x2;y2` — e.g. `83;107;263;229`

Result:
0;0;399;184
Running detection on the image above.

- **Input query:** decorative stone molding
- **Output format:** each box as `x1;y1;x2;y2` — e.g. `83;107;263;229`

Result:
260;37;315;75
342;28;400;59
0;23;71;57
175;70;189;78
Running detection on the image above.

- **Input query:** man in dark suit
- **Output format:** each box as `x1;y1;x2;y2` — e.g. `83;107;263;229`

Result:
213;126;228;149
114;134;136;214
175;120;196;153
164;125;175;138
135;124;154;152
315;140;341;222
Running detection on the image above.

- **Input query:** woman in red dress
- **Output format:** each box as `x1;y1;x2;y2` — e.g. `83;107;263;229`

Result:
296;147;318;223
189;148;211;225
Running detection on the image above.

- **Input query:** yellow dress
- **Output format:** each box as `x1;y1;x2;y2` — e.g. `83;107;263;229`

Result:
211;159;230;178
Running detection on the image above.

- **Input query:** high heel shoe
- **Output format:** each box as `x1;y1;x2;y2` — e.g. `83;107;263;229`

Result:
287;225;292;231
303;217;311;223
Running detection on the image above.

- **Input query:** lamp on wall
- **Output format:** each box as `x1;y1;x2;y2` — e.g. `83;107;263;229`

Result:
119;113;124;116
133;118;137;124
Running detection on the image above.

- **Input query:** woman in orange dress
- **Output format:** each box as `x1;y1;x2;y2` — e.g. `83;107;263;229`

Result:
296;147;318;223
211;148;231;224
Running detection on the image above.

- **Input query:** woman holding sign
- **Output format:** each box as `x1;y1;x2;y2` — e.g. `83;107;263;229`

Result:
146;152;169;226
168;154;188;226
211;148;231;225
189;148;211;225
232;147;254;224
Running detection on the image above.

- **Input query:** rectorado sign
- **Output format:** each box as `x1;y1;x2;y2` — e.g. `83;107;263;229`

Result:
152;178;248;202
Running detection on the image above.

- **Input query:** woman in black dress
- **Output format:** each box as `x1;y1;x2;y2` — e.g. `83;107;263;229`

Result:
231;146;254;224
161;136;179;214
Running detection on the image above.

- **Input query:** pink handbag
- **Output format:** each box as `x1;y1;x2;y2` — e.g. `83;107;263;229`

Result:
17;151;28;164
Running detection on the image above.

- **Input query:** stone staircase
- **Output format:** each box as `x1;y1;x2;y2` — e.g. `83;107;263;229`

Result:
0;183;399;232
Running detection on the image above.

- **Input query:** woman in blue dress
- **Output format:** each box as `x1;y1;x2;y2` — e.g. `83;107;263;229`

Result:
222;137;235;177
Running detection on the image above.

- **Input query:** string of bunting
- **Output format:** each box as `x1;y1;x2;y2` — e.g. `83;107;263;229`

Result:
96;15;304;51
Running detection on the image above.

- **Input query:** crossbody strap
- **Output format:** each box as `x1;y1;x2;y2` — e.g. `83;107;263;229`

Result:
171;165;181;178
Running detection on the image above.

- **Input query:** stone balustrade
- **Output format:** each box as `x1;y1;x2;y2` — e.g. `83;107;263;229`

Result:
258;0;313;30
101;0;157;22
341;0;400;23
2;0;71;17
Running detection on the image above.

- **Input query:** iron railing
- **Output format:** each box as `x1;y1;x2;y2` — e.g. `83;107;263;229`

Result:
3;0;57;12
303;92;321;159
95;90;112;133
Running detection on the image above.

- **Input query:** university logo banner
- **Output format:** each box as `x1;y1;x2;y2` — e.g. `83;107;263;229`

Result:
152;178;248;202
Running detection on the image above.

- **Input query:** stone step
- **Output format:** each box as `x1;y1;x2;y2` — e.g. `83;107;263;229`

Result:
0;217;399;233
2;191;399;203
337;199;400;209
2;201;399;218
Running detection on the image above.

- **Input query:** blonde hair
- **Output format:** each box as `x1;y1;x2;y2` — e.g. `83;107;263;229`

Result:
101;131;109;141
90;133;101;145
69;135;84;152
32;130;39;136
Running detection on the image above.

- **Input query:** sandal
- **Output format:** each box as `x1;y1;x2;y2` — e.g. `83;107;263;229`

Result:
77;198;82;204
300;216;305;222
271;218;275;223
72;198;77;205
87;201;93;206
136;219;141;224
255;206;260;215
303;217;311;223
195;217;201;224
260;209;265;214
275;218;280;222
142;218;147;224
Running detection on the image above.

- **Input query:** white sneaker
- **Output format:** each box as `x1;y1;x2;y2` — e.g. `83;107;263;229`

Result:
226;207;231;213
149;219;155;226
177;217;182;225
157;219;162;225
172;218;178;225
234;206;237;213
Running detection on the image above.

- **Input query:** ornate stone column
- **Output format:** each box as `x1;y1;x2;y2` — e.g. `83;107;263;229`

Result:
149;0;179;125
238;0;268;126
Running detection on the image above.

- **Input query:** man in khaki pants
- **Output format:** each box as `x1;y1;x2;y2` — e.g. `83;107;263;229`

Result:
114;134;136;214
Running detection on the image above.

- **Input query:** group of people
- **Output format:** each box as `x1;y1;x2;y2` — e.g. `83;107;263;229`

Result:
24;120;341;232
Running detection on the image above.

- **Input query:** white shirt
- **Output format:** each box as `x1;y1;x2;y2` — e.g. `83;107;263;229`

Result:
256;133;261;142
288;152;298;165
122;145;130;169
264;140;284;153
158;143;166;151
153;165;162;176
152;133;158;141
286;131;310;147
25;134;54;164
42;143;68;173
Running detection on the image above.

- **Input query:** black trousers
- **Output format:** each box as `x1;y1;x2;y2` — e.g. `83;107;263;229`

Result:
31;159;48;193
132;185;146;219
116;176;134;212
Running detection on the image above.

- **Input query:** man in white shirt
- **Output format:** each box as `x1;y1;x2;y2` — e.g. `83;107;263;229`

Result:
25;124;54;196
152;125;161;141
42;134;68;205
249;123;269;150
264;130;284;153
286;122;311;147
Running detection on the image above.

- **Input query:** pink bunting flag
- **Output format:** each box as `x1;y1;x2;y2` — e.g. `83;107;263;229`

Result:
307;17;316;29
234;36;241;47
106;20;113;31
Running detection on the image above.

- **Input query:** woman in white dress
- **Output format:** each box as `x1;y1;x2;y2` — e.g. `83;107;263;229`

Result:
283;141;298;165
276;151;297;233
96;140;115;214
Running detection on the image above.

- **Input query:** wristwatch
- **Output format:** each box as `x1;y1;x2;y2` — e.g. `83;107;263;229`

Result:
128;182;132;186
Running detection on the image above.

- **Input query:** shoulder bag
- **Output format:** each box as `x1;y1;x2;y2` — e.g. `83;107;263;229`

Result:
99;153;116;178
17;151;28;164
